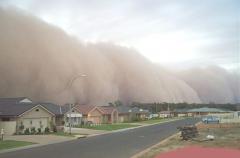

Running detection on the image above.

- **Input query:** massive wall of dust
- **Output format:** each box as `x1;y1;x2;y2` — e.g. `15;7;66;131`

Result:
0;8;239;105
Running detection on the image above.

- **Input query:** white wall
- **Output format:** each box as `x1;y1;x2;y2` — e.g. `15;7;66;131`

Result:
0;121;17;135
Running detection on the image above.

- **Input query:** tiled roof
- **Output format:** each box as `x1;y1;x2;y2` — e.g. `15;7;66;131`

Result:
74;105;96;115
98;106;117;114
0;97;32;104
39;103;69;115
159;111;172;114
117;106;131;114
130;107;149;114
0;102;36;116
187;107;230;113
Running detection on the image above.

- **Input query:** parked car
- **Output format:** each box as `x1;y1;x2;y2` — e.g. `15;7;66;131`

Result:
146;114;159;119
202;116;220;124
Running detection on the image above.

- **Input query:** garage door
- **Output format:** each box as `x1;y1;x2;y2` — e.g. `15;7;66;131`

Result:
23;118;48;129
0;121;16;135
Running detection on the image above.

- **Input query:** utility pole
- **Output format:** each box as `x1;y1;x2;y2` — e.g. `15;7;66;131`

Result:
69;103;72;135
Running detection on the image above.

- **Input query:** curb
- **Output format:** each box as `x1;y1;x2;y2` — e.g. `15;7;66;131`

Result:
0;137;77;154
130;132;180;158
86;118;184;137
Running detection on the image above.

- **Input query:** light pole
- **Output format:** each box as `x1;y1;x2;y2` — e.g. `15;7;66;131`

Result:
66;74;87;135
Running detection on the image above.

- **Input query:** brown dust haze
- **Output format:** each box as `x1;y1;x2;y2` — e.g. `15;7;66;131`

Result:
0;8;239;105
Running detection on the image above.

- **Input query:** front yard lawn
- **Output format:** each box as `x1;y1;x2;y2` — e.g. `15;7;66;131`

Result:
52;131;78;137
0;140;35;150
80;123;140;131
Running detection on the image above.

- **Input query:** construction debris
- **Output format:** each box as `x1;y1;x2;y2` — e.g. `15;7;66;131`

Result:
178;125;198;140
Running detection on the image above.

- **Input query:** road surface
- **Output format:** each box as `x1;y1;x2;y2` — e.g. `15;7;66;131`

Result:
0;118;199;158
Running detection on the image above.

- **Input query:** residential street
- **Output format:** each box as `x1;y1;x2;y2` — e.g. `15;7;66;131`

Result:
0;118;199;158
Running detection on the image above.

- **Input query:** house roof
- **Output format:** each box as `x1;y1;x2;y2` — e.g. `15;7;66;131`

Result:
130;107;149;114
98;106;117;114
117;106;131;114
159;111;172;114
174;108;190;113
0;97;32;104
74;105;96;115
0;97;64;117
0;102;36;117
187;107;230;113
39;103;69;115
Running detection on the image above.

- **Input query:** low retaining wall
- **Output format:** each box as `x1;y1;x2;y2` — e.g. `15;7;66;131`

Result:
197;122;240;129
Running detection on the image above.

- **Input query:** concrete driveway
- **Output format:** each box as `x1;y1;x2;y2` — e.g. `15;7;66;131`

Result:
5;135;75;144
64;126;108;135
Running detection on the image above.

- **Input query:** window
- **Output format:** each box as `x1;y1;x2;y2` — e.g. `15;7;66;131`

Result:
2;118;10;121
35;109;39;112
30;120;32;125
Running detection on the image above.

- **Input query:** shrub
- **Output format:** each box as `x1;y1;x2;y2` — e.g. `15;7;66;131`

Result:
31;127;36;134
19;123;24;131
37;128;41;134
24;128;30;135
53;125;57;133
44;127;50;133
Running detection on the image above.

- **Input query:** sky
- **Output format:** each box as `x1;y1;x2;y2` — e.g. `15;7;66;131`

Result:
0;0;239;70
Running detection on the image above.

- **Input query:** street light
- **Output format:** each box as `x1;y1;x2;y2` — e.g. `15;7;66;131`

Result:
67;74;87;134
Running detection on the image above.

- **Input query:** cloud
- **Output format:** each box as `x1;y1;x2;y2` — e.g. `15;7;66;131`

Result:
0;7;239;105
0;0;238;70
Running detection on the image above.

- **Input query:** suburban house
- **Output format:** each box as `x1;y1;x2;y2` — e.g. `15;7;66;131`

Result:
98;106;118;123
40;103;69;126
158;111;174;118
117;106;150;122
0;97;70;135
174;109;193;117
187;107;232;117
0;97;55;135
130;107;150;121
117;106;132;122
72;105;118;124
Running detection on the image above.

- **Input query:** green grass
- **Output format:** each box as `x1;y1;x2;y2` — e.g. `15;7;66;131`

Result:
0;140;35;150
52;131;77;137
79;123;140;131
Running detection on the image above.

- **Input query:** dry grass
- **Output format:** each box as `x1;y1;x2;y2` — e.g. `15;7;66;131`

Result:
137;124;240;158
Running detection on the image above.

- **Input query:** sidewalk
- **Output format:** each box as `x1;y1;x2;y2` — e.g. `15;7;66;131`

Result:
4;134;76;145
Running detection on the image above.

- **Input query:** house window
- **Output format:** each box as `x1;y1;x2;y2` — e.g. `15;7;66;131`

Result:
72;110;75;112
30;120;32;125
35;109;39;112
2;118;10;121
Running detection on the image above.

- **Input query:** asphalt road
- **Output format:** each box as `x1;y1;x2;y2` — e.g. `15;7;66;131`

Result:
0;118;199;158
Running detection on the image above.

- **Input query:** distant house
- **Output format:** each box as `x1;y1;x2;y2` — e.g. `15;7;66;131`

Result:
0;97;55;135
117;106;132;122
174;109;192;117
73;105;118;124
130;107;150;121
117;106;150;122
98;106;118;123
187;107;231;117
158;111;174;118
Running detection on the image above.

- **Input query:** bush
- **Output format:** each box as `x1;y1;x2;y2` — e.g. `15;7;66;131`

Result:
37;128;42;134
24;128;30;135
44;127;50;133
31;127;36;134
53;125;57;133
19;123;24;131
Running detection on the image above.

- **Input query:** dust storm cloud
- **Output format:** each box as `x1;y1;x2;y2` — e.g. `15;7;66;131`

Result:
0;8;239;105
